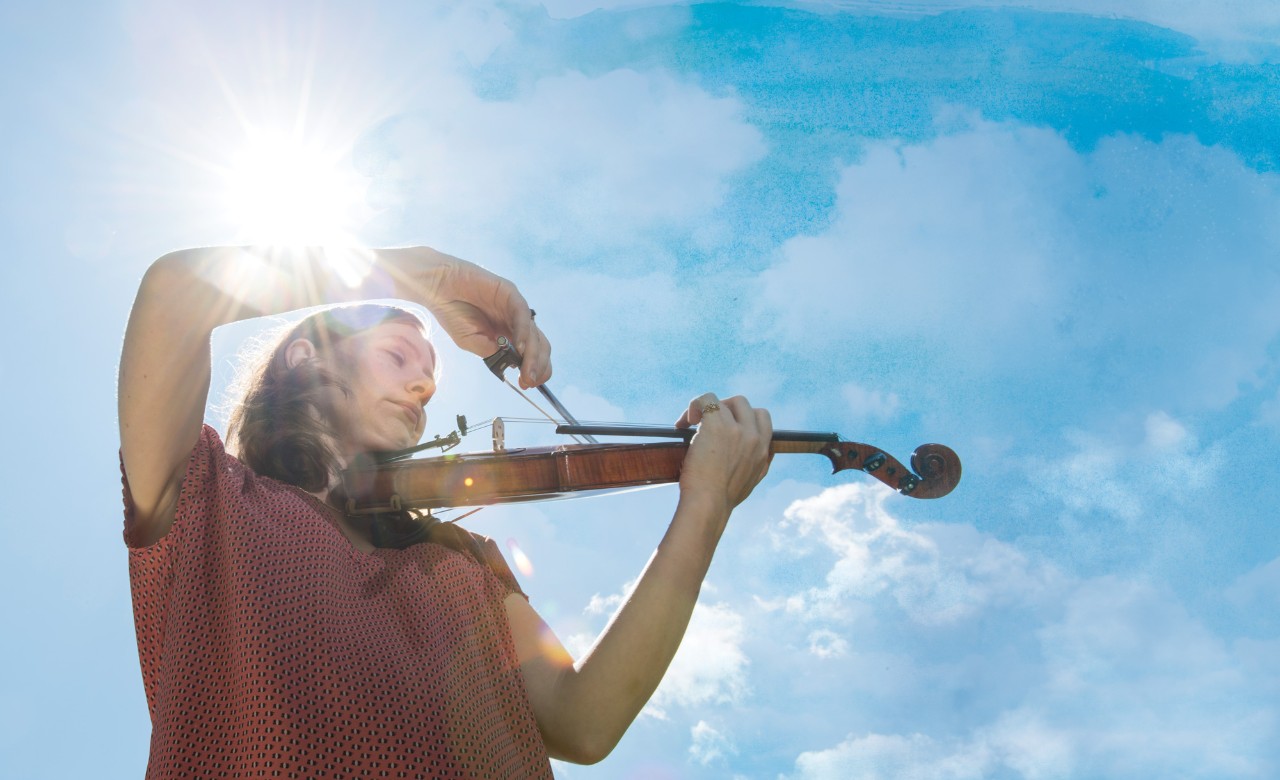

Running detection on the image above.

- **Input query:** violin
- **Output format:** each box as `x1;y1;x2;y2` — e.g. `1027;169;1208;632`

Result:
341;426;961;515
339;338;961;515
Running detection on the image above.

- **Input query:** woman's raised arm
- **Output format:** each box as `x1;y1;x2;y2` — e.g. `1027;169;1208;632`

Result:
118;246;549;545
507;393;772;764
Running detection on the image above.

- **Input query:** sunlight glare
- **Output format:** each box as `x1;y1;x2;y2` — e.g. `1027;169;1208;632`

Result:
221;130;368;247
507;539;535;577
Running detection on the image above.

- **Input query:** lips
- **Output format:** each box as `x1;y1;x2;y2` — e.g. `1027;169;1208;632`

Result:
393;400;422;429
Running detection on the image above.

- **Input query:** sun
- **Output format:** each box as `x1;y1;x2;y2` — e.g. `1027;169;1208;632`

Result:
220;129;368;246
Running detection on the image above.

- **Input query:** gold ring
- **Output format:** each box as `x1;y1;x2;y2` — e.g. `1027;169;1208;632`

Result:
701;402;721;415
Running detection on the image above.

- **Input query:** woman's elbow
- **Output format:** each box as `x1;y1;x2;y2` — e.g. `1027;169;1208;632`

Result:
136;250;203;301
545;727;621;766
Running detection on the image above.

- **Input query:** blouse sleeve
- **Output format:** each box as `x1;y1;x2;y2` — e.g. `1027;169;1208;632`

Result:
427;521;528;600
120;424;230;550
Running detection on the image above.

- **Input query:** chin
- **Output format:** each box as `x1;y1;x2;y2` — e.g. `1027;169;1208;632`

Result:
392;429;423;451
354;430;417;455
383;436;418;453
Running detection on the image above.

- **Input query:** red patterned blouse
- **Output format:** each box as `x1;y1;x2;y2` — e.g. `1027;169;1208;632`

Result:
122;425;553;779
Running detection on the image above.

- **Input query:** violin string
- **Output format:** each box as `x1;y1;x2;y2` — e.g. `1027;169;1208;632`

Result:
501;379;589;444
441;507;484;525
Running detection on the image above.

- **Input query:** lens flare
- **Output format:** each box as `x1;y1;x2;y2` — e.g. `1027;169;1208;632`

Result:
220;129;368;246
507;539;535;577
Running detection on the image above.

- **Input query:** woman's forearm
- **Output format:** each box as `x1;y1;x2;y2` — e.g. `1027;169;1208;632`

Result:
521;491;731;764
578;492;728;749
513;395;770;764
143;245;450;322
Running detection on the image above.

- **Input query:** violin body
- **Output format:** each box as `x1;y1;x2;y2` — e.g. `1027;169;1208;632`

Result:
341;436;961;515
343;442;689;513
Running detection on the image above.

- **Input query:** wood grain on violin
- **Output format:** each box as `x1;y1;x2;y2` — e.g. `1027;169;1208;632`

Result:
340;427;961;515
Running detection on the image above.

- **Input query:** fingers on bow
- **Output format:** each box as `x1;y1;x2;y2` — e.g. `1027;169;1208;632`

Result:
502;292;552;389
516;323;552;389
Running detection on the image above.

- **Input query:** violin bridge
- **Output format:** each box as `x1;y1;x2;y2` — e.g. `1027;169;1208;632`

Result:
492;417;506;452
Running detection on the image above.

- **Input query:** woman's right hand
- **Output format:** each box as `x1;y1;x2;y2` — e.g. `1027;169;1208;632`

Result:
380;247;551;390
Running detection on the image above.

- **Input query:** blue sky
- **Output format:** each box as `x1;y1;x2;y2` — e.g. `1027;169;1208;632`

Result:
2;1;1278;778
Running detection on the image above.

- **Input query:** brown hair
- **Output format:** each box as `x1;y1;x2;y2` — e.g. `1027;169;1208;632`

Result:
226;304;427;493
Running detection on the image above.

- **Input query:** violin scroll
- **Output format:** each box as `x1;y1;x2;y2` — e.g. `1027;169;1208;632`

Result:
909;443;962;498
818;441;961;499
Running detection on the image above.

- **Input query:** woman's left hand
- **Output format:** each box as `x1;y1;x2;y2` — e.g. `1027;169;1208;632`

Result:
674;393;774;515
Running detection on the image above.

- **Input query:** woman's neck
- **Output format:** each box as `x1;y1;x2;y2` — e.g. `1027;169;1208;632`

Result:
312;455;378;554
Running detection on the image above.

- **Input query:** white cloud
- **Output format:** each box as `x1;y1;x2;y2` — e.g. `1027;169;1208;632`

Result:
1025;577;1273;777
747;118;1280;419
781;576;1278;778
1258;386;1280;429
982;713;1075;780
841;382;901;424
689;720;737;766
1225;555;1280;613
1233;637;1280;698
437;3;516;67
749;117;1070;364
513;267;696;405
1035;411;1224;525
945;0;1280;57
806;629;850;658
367;68;765;260
552;385;626;427
584;590;627;616
776;482;1064;624
784;732;993;780
769;485;1279;779
647;601;751;718
1040;577;1236;697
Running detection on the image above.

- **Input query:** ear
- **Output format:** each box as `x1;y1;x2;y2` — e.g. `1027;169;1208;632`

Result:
284;338;319;370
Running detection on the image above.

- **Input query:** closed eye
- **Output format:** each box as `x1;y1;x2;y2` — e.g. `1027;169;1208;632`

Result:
385;350;406;367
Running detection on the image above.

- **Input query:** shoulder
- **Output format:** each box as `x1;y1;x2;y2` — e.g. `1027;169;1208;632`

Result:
426;522;527;599
122;424;254;548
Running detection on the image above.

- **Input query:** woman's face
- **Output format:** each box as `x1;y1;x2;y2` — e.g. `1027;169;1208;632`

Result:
324;320;438;456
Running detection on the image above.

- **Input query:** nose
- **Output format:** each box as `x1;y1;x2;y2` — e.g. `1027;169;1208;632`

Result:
407;375;435;405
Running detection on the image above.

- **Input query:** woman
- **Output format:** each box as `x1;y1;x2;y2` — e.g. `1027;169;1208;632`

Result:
119;245;772;777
